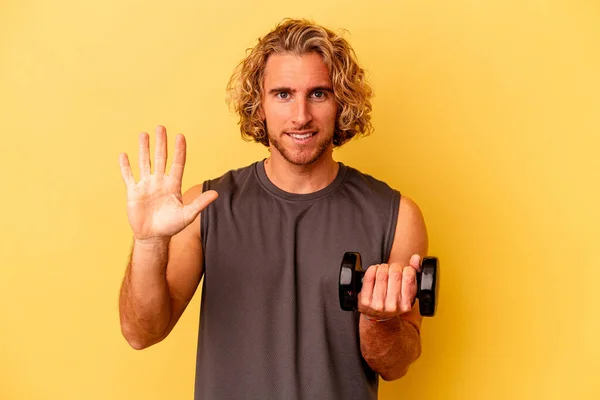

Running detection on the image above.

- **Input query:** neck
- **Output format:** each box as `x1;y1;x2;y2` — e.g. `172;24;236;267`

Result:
264;151;339;194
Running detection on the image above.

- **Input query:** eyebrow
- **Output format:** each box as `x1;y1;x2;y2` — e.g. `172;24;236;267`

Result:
267;86;334;95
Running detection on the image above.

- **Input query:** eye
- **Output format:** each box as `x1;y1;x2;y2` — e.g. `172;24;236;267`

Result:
312;91;326;99
276;92;289;99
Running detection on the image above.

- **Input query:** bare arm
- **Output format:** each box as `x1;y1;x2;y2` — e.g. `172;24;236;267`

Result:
119;185;206;349
119;237;170;349
117;126;217;350
358;195;429;380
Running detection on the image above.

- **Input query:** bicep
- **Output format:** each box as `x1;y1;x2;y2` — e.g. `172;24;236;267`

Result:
387;195;429;329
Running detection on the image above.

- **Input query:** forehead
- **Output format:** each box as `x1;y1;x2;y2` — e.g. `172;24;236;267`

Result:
263;52;332;89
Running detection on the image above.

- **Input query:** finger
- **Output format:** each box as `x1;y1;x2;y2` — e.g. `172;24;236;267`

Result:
370;264;389;311
385;263;403;313
410;253;422;272
169;134;187;183
138;132;151;178
154;125;167;175
358;264;378;311
119;153;135;186
400;265;418;313
182;190;219;225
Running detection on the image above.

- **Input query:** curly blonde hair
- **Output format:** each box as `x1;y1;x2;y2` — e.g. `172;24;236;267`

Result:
226;18;374;147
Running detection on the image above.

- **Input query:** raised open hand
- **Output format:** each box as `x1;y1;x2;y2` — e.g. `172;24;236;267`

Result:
119;126;218;242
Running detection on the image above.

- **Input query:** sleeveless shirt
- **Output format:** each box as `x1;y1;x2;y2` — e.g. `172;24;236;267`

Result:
195;160;400;400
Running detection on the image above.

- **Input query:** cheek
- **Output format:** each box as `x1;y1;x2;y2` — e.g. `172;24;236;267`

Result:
315;104;338;126
264;104;289;124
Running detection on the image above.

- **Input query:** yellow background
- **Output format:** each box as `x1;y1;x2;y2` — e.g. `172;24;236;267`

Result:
1;1;599;399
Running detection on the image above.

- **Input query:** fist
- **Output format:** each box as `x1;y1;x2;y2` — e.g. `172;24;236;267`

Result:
357;254;422;320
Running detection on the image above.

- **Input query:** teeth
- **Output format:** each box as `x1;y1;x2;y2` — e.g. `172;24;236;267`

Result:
291;133;313;139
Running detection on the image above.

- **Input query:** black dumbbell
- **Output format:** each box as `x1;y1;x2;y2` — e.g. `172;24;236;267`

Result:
339;252;439;316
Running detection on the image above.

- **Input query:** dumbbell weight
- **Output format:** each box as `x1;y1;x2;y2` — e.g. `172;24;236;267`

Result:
339;252;439;317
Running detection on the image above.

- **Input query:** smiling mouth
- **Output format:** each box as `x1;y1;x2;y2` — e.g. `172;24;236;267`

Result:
287;131;317;140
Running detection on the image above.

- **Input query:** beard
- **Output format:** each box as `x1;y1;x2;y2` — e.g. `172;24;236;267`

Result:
267;128;334;166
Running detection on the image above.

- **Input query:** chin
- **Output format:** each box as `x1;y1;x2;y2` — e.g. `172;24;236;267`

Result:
283;147;332;166
269;131;334;166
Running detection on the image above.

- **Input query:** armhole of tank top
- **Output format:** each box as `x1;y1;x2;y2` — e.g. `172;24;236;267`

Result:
200;180;210;253
383;190;401;262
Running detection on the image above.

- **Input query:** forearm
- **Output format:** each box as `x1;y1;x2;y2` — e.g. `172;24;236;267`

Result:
359;315;422;381
119;238;172;349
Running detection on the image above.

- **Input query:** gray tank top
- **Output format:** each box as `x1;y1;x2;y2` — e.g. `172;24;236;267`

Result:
196;160;400;400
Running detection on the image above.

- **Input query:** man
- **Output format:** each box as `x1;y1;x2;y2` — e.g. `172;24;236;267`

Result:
118;18;428;399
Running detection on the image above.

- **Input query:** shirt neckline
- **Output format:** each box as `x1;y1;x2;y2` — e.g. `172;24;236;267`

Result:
255;158;349;202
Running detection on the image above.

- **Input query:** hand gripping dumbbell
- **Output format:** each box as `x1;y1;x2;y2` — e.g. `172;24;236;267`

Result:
339;252;439;316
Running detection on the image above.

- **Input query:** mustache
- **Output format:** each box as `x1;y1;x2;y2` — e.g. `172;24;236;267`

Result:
263;121;318;134
284;124;317;132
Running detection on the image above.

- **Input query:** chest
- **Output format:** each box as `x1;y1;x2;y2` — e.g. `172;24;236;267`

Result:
203;195;387;305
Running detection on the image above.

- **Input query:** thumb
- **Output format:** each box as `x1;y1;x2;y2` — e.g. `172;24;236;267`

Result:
182;190;218;224
409;254;422;271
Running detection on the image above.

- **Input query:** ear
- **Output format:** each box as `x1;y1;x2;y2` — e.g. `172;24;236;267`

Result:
258;104;265;120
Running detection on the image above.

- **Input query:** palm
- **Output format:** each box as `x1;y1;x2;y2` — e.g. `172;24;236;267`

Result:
119;126;217;241
126;176;188;238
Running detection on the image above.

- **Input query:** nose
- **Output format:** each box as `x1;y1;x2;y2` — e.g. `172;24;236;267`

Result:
292;98;313;127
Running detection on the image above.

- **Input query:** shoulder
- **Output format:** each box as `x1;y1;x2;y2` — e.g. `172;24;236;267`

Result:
398;196;426;226
180;163;258;238
341;164;400;211
340;165;428;261
202;162;258;192
389;194;428;263
344;164;398;193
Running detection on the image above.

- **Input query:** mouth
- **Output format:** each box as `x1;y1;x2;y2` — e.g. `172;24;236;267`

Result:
286;131;317;143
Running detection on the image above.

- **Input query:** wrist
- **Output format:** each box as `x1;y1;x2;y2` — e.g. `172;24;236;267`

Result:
134;236;171;248
361;313;395;323
131;237;170;274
